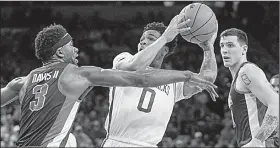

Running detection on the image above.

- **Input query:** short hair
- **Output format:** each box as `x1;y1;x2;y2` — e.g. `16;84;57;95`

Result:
271;74;279;80
143;22;178;54
220;28;248;46
35;24;68;62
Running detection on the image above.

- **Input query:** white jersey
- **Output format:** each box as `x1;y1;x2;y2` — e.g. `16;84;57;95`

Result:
103;52;200;146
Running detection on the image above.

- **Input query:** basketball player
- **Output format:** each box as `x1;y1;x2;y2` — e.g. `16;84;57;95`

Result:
270;74;279;93
1;23;217;147
219;28;279;147
102;14;219;147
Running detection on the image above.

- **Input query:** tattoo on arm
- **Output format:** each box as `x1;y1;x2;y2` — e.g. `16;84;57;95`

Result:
255;114;279;142
199;46;217;82
241;73;251;85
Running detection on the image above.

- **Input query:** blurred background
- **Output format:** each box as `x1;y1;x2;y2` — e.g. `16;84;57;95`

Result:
1;1;279;147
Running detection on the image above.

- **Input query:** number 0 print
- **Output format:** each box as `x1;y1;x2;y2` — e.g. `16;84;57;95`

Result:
29;83;49;111
137;88;156;113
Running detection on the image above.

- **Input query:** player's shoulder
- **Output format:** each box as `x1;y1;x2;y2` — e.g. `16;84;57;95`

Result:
239;62;263;76
239;62;265;85
59;63;88;80
58;64;92;94
113;52;133;62
113;52;134;69
7;76;28;91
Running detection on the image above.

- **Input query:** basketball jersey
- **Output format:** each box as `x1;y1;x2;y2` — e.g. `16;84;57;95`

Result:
228;62;267;147
103;52;192;146
16;62;92;147
104;83;186;146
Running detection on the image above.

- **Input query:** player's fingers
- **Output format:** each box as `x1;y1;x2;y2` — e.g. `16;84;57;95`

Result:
206;88;216;101
206;85;219;97
177;19;191;28
203;80;217;88
210;86;219;98
207;88;217;102
177;13;185;23
170;15;179;25
178;27;191;33
190;78;216;89
207;89;216;101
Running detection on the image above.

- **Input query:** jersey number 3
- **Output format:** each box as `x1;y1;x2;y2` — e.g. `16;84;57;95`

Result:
137;88;156;113
29;83;49;111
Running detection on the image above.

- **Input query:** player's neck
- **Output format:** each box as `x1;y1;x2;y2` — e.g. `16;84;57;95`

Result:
229;58;247;78
43;58;65;66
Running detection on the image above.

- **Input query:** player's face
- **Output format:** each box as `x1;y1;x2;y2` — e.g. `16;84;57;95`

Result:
138;30;162;52
61;41;79;65
220;36;244;68
270;78;279;93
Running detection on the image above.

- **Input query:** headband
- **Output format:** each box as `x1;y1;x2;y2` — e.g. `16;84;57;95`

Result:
51;33;72;50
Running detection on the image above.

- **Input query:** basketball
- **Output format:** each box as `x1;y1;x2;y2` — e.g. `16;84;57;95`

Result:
179;3;218;44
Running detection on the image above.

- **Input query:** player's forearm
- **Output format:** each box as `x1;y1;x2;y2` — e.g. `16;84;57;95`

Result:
137;69;192;87
129;36;167;70
86;68;191;88
255;104;279;142
198;43;217;82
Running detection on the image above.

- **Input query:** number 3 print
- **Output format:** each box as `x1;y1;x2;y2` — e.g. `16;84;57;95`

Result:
29;83;49;111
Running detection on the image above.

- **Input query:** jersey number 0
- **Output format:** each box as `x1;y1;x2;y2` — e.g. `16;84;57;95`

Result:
137;88;156;113
29;83;49;111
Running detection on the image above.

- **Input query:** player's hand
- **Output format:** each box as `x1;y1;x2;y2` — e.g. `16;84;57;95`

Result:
162;14;191;43
187;72;219;101
241;138;264;147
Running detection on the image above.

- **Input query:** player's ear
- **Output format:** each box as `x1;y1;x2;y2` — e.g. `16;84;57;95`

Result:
242;45;248;55
163;46;169;56
55;47;64;58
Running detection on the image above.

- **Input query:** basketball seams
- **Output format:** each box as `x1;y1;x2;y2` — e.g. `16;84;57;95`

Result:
180;3;217;44
183;12;214;36
190;35;202;43
194;26;217;42
191;3;203;28
181;3;202;35
195;24;217;37
185;4;201;42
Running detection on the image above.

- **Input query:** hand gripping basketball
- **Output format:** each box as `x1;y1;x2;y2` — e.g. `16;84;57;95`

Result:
162;14;192;43
179;3;218;44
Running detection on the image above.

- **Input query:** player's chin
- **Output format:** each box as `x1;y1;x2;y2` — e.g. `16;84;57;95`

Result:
223;62;231;67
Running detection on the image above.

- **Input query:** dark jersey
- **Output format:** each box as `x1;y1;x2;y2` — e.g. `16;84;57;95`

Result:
16;62;92;147
228;62;267;147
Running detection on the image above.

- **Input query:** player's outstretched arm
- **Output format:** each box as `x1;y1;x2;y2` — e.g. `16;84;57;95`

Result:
197;30;218;82
1;77;26;107
115;14;191;71
76;66;217;89
182;30;218;101
240;64;279;143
